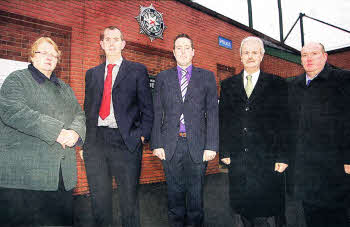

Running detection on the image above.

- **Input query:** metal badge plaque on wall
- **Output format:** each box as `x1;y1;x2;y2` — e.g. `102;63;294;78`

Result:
135;4;166;42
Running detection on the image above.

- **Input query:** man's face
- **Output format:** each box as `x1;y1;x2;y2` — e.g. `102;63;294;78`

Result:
173;37;194;68
301;43;327;76
100;29;126;58
240;40;263;72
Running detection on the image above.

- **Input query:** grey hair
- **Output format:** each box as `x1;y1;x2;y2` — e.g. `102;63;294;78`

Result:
239;36;265;55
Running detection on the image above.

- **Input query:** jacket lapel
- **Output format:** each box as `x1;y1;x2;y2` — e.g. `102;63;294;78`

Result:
236;71;248;101
226;71;247;102
113;60;129;89
184;66;200;102
96;63;106;94
168;67;183;102
248;71;269;102
296;73;307;88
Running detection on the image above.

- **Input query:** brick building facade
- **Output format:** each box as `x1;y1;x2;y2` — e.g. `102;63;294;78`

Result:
328;47;350;70
0;0;347;195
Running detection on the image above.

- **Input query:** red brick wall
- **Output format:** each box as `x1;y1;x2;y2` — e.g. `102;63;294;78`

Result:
0;10;72;82
262;55;304;78
0;0;304;195
328;50;350;70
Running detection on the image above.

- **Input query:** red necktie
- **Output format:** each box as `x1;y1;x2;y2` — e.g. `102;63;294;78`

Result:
99;64;116;120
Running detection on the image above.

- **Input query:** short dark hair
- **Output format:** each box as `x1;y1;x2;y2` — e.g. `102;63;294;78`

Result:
173;33;193;49
100;26;124;41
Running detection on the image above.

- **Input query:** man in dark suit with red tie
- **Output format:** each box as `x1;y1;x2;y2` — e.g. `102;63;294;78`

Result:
83;26;153;227
151;34;219;227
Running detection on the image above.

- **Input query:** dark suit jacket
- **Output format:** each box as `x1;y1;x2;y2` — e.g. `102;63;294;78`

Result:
288;64;350;208
219;70;289;218
83;59;153;152
150;66;219;163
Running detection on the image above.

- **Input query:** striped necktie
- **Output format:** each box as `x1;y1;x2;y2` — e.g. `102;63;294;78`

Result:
180;69;188;101
180;69;188;125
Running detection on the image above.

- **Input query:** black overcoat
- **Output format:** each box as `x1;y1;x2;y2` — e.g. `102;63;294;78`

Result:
219;71;289;218
288;64;350;208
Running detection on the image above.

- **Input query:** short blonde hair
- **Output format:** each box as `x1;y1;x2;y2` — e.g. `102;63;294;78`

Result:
28;37;61;63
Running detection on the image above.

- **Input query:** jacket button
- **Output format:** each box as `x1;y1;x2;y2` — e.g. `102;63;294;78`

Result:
243;128;247;133
245;106;250;111
61;155;65;160
244;148;248;152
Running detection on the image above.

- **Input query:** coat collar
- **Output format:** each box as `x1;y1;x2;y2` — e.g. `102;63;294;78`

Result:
295;63;330;88
168;67;182;102
113;59;129;89
249;70;270;102
231;70;270;102
96;62;106;94
167;66;202;103
185;66;201;102
96;60;130;94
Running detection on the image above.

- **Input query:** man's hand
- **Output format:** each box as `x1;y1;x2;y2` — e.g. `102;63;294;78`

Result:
141;136;145;144
275;163;288;173
153;148;166;160
345;164;350;174
221;158;231;165
203;150;216;162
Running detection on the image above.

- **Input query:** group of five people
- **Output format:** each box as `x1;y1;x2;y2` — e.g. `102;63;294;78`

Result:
0;25;349;227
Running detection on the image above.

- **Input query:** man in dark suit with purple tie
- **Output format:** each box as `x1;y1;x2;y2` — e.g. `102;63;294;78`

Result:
151;33;219;227
83;26;153;227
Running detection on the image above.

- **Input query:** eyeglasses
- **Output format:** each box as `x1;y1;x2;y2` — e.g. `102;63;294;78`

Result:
35;51;58;59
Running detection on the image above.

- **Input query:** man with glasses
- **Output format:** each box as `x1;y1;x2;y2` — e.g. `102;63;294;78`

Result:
83;26;153;227
288;42;350;227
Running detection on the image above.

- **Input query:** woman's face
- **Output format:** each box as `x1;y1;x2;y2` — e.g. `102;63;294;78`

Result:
31;41;58;77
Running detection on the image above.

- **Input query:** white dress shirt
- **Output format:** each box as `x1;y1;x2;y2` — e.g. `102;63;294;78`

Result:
98;57;123;128
243;70;260;90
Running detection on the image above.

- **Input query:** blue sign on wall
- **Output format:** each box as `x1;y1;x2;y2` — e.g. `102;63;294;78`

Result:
218;36;232;49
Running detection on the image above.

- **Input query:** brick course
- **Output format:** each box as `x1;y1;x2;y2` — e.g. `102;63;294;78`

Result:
0;0;308;195
328;49;350;70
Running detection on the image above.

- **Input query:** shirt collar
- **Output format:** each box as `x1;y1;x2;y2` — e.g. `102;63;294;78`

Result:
28;64;60;86
106;57;123;68
306;72;321;82
305;65;327;83
243;70;260;79
177;65;192;75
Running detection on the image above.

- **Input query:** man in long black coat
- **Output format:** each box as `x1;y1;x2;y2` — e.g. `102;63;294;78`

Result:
219;36;289;227
288;42;350;227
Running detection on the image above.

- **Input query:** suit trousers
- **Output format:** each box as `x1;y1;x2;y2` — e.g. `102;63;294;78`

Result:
302;202;349;227
84;127;142;227
162;136;207;227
